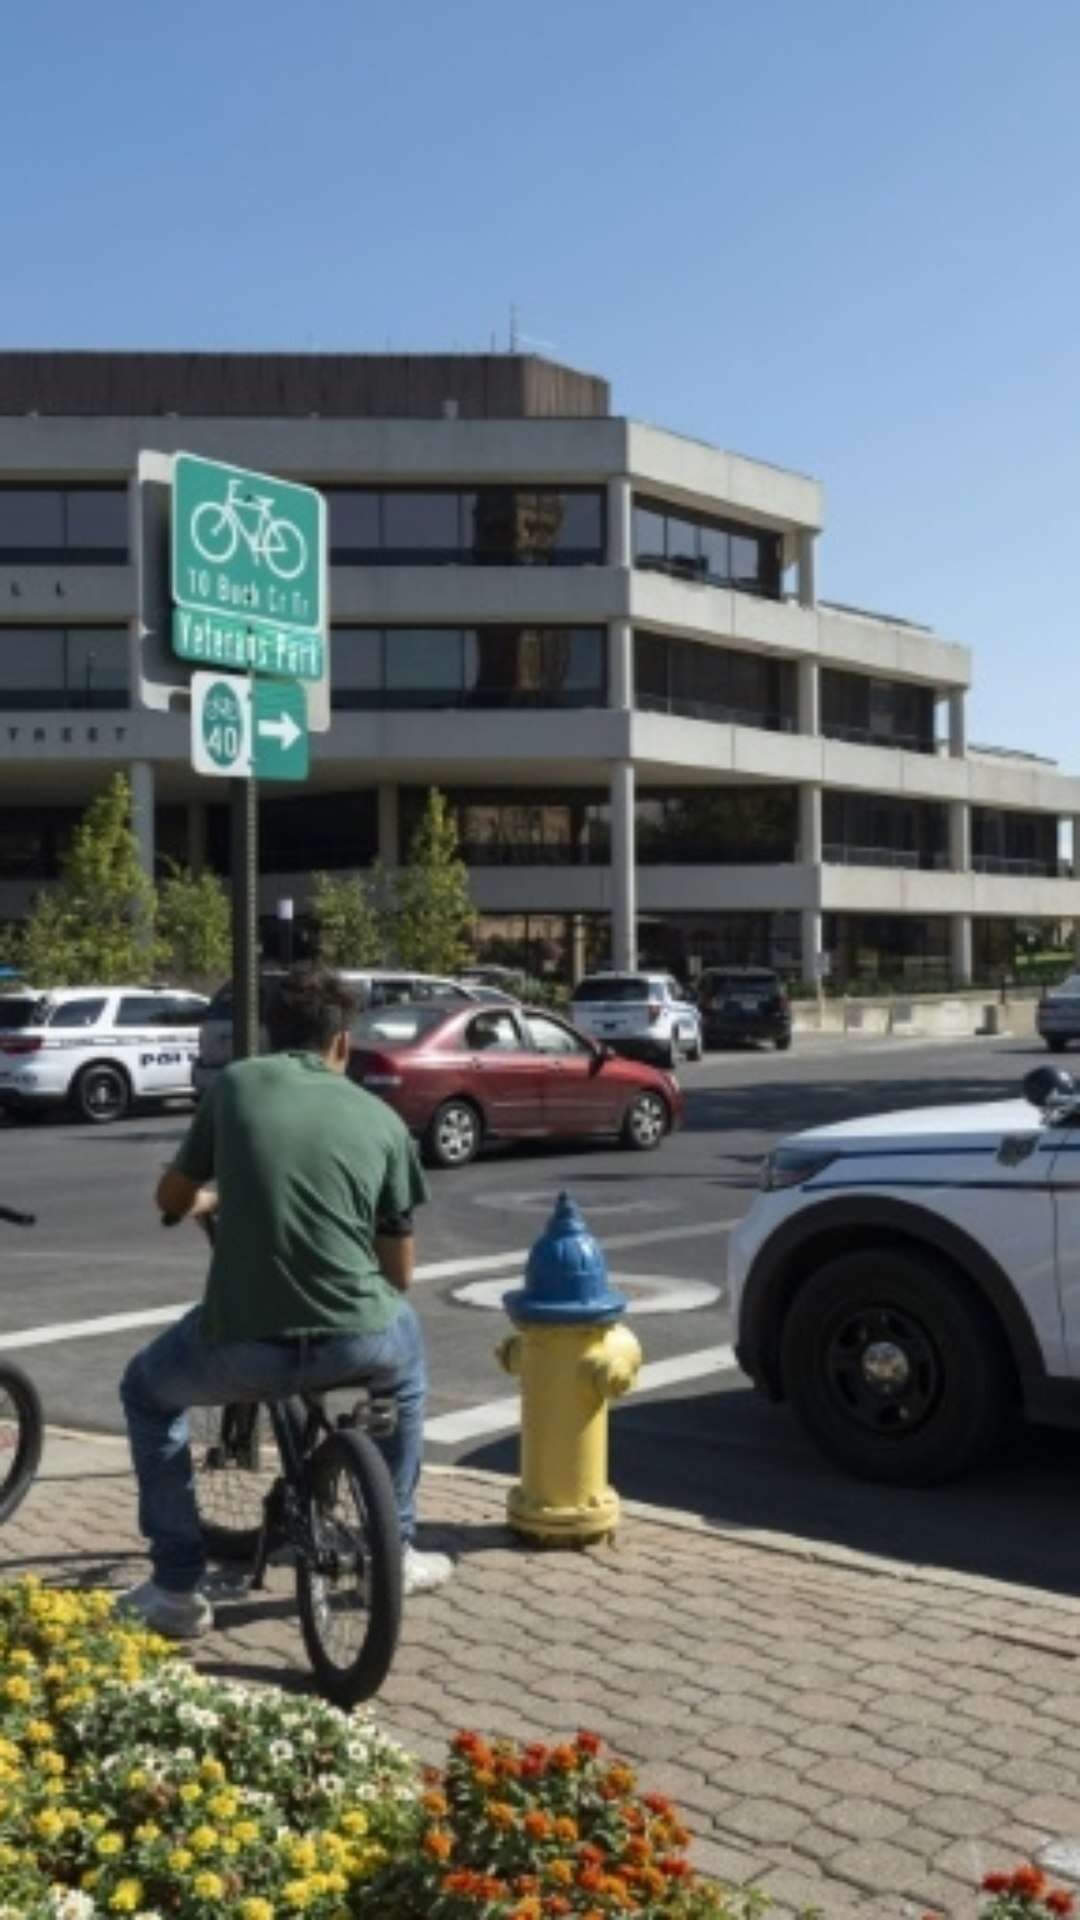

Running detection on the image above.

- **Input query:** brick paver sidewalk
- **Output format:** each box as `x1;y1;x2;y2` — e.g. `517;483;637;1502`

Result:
5;1430;1080;1918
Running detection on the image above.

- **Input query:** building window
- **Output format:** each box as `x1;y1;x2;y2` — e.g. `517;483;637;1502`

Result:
823;913;951;988
632;495;781;597
325;486;604;567
0;487;128;563
821;669;937;754
633;631;795;732
398;785;796;868
822;792;947;870
0;807;82;879
0;628;129;709
636;788;798;865
972;809;1059;877
260;791;378;874
332;626;606;711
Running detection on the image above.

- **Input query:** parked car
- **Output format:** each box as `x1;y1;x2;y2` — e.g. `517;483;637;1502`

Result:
727;1060;1080;1486
0;985;208;1123
697;967;792;1050
569;972;703;1067
1036;972;1080;1051
347;998;682;1168
192;969;481;1096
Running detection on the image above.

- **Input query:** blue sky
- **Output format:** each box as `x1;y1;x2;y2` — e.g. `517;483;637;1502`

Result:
3;1;1078;763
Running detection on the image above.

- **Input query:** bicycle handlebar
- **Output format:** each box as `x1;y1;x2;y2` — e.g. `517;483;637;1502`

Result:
0;1206;35;1227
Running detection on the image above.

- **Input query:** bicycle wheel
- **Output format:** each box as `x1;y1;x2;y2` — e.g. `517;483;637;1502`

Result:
296;1429;402;1707
191;1403;273;1562
0;1363;43;1525
191;500;237;565
264;517;307;580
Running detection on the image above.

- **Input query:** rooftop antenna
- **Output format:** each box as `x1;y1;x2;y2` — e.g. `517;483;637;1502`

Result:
509;303;519;352
508;304;556;357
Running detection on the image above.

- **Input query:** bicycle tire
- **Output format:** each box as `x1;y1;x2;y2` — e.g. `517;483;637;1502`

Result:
191;500;237;565
0;1363;43;1525
296;1428;402;1707
191;1403;270;1562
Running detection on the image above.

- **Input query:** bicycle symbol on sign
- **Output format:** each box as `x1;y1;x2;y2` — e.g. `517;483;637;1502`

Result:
191;477;308;581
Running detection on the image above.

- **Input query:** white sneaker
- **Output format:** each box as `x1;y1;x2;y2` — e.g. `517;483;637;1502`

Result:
116;1578;214;1640
402;1545;453;1596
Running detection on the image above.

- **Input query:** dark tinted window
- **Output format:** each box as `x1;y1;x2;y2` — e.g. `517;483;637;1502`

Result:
65;490;128;550
633;494;781;597
326;489;380;551
700;971;778;992
335;626;605;712
383;492;460;554
466;1011;523;1052
157;998;206;1028
572;977;651;1003
206;978;285;1020
0;487;127;560
0;491;64;546
0;999;39;1030
116;996;166;1027
0;628;128;711
47;998;107;1029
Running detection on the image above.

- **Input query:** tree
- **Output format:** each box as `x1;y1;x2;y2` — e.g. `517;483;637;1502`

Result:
157;864;231;987
310;869;384;968
392;789;475;975
14;774;155;986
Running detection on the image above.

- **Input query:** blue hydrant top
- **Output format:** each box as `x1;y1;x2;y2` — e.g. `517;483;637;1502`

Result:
503;1192;628;1326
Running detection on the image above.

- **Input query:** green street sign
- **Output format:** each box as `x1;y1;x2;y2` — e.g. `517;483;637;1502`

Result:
172;453;325;635
253;678;309;782
190;671;252;778
172;607;325;681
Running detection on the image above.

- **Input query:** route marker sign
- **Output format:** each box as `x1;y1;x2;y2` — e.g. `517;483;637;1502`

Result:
189;673;309;782
171;453;326;641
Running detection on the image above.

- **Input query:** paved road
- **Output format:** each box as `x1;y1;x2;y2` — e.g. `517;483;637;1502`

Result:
4;1030;1078;1597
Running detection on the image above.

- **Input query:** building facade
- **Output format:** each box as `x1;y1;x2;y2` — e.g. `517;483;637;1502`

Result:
1;349;1077;989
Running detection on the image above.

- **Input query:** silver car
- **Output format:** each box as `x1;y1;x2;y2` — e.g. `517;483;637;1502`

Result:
1037;972;1080;1052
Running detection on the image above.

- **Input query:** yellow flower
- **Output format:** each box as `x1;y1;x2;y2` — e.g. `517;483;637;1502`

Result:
338;1809;368;1836
133;1820;160;1842
96;1831;125;1857
125;1767;148;1790
286;1837;318;1872
207;1788;239;1820
7;1648;33;1668
87;1812;107;1832
23;1718;54;1744
81;1868;101;1890
193;1872;225;1901
39;1749;66;1775
168;1847;193;1871
179;1781;202;1804
2;1675;32;1703
199;1757;226;1784
189;1823;219;1854
32;1808;64;1842
109;1879;143;1913
233;1820;260;1846
283;1880;318;1911
239;1901;275;1920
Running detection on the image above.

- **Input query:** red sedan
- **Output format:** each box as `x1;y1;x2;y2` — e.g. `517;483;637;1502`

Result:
347;999;682;1170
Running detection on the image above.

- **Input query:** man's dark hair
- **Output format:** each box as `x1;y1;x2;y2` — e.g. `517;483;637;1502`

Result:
265;966;358;1054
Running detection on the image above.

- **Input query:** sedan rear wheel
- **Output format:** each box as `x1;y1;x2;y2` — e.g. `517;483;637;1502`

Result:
421;1099;482;1170
620;1089;669;1152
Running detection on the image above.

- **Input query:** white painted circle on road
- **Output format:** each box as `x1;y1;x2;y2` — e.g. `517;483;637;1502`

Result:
470;1189;676;1218
450;1271;721;1314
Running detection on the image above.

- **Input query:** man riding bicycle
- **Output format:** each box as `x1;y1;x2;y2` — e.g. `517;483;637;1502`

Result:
119;964;452;1639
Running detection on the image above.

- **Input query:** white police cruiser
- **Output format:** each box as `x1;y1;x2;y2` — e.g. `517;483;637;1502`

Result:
0;986;208;1124
727;1062;1080;1486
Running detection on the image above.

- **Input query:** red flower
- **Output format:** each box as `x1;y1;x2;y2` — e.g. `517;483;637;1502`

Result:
1046;1893;1075;1917
644;1791;673;1816
982;1875;1012;1894
1011;1865;1048;1899
575;1730;602;1756
659;1855;691;1879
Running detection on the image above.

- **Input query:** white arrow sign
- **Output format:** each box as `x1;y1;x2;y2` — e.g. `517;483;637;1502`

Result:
257;710;302;751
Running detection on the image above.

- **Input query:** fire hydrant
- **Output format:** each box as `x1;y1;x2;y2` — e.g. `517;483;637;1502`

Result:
497;1191;642;1545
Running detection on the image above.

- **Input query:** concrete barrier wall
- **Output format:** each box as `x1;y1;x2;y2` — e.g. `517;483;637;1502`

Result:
792;990;1041;1039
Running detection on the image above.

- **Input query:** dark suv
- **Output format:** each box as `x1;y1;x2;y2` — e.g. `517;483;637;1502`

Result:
697;967;791;1050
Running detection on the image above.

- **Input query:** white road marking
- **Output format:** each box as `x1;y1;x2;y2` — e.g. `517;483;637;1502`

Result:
451;1273;722;1314
0;1219;732;1352
423;1342;738;1444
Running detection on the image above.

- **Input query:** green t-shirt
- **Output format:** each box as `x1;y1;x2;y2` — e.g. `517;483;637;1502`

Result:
172;1053;428;1344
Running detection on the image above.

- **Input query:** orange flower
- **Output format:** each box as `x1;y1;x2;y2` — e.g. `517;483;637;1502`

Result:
1011;1866;1048;1899
577;1865;605;1893
640;1865;667;1898
508;1902;542;1920
606;1765;636;1794
549;1744;578;1772
422;1827;453;1863
547;1860;573;1887
660;1856;691;1880
422;1790;449;1818
514;1875;540;1895
544;1900;571;1918
578;1844;604;1868
524;1811;553;1841
486;1800;518;1831
474;1767;497;1788
626;1836;652;1864
644;1791;672;1815
496;1753;523;1780
553;1816;578;1845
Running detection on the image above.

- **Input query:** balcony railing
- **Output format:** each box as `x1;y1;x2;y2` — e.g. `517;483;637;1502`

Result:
824;844;929;871
635;694;795;732
972;854;1060;877
822;722;938;756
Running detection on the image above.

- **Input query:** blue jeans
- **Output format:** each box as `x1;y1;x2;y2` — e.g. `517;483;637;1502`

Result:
120;1300;427;1593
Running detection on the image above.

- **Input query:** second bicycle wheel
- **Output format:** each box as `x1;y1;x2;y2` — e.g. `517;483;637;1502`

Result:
191;1403;273;1562
297;1428;402;1707
0;1363;42;1525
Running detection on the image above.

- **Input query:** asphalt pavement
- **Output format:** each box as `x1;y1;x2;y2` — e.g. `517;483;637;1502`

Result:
4;1029;1079;1599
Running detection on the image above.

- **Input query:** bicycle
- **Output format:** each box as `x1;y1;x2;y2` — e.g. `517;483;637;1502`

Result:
191;477;308;581
0;1205;44;1525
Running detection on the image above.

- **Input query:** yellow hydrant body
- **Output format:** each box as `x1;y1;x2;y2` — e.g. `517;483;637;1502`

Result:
497;1193;642;1545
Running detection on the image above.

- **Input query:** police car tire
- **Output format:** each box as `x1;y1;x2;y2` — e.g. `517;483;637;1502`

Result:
780;1248;1012;1486
72;1062;131;1125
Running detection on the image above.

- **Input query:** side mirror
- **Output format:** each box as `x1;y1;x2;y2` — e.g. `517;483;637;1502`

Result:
1023;1064;1076;1108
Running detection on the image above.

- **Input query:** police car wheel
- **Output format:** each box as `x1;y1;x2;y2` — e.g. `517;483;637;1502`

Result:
73;1063;131;1125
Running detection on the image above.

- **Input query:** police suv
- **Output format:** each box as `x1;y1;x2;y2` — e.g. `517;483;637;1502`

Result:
0;986;208;1124
727;1062;1080;1487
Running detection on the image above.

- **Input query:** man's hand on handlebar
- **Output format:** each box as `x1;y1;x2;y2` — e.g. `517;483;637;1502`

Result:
156;1164;217;1229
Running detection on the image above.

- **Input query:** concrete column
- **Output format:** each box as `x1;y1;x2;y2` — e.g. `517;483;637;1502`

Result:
797;658;820;737
1072;816;1080;880
570;913;588;984
610;760;637;971
799;782;823;864
186;801;207;877
951;914;973;986
607;474;633;569
948;688;967;759
608;619;633;710
800;908;823;984
377;783;399;868
797;529;816;609
948;799;971;872
130;760;155;883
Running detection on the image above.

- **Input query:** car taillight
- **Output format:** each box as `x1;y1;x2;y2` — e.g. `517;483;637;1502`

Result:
647;1001;662;1024
350;1049;403;1089
0;1038;42;1055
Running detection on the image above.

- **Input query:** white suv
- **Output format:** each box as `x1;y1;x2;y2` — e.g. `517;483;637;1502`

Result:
0;986;208;1124
727;1062;1080;1486
570;972;703;1068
